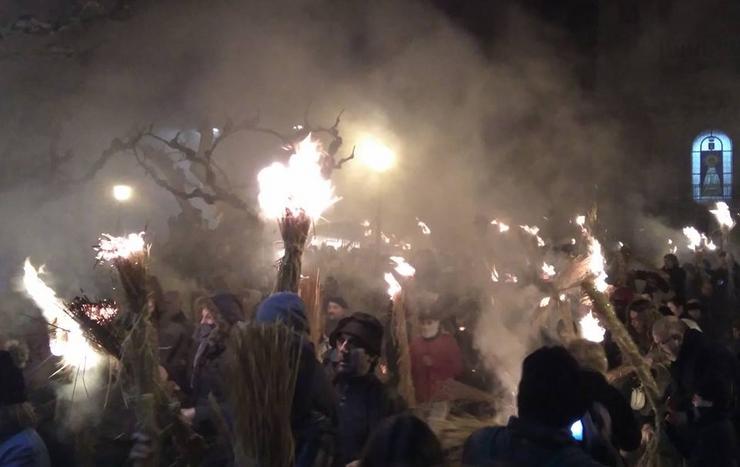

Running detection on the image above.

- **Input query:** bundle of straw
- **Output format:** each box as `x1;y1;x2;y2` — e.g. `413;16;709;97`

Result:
225;322;302;467
275;209;311;293
582;281;663;467
299;268;323;349
64;296;121;358
390;294;416;407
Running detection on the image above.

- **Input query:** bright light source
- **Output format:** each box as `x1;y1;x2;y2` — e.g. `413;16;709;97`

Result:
112;184;133;202
356;136;395;173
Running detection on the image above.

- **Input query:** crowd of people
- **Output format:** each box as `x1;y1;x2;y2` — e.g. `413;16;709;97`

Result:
1;237;740;466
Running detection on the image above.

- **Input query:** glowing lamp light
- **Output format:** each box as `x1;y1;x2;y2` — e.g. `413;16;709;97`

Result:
112;184;133;202
356;136;395;173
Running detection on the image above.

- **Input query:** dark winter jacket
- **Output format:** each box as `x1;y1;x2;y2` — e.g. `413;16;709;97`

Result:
462;416;606;467
687;407;739;467
580;370;641;452
668;329;740;413
333;373;405;466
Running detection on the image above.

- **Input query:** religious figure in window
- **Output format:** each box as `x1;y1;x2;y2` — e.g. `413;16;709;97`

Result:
701;153;722;196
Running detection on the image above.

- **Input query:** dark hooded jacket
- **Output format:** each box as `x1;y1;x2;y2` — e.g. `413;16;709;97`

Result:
255;292;337;467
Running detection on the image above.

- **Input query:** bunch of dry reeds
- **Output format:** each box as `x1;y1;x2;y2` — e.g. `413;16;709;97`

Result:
275;209;311;293
582;281;663;467
65;296;121;358
225;321;302;467
390;293;416;407
299;268;323;349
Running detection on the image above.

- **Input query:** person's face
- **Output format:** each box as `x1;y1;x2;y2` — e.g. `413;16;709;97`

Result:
201;308;216;326
420;319;441;339
663;256;677;269
629;310;643;332
687;308;702;321
335;333;373;376
653;330;684;361
327;302;347;321
733;327;740;340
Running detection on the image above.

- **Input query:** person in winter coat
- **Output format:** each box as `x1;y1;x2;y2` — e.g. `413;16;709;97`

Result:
255;292;337;467
652;316;740;461
329;312;405;466
183;292;245;467
463;346;605;467
357;413;445;467
409;307;463;403
0;351;50;467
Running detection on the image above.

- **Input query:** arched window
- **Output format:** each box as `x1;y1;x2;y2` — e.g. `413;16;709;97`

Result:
692;130;733;202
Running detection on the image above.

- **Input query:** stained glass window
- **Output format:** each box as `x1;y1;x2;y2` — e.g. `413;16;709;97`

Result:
692;130;732;202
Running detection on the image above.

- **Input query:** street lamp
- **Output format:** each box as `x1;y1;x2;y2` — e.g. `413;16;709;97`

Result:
356;136;395;173
112;184;133;202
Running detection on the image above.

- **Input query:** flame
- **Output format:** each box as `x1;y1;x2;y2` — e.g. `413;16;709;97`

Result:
504;273;518;284
401;242;412;251
390;256;416;277
490;265;499;283
710;201;736;230
539;297;551;308
364;229;373;237
667;239;678;255
683;226;715;252
491;219;510;233
520;225;545;247
96;232;146;261
385;272;402;297
587;236;609;292
381;232;391;244
579;311;605;343
541;262;556;279
22;259;100;370
257;135;339;219
361;220;371;227
559;293;567;301
575;215;586;226
416;218;432;235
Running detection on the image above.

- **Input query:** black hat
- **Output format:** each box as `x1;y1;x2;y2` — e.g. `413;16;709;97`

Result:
330;312;383;356
0;351;26;406
210;293;245;325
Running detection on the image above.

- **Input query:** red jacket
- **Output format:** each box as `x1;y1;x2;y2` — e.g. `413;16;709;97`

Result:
410;333;464;403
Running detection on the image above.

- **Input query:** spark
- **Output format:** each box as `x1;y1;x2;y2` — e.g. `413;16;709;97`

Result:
575;215;586;226
95;233;147;262
559;293;567;301
361;220;371;227
520;225;545;247
539;297;551;308
381;232;391;244
579;311;606;343
22;259;100;370
416;218;432;235
504;273;518;284
257;135;339;220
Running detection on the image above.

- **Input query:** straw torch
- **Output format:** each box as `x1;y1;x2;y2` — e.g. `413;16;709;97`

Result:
385;256;416;407
258;136;339;292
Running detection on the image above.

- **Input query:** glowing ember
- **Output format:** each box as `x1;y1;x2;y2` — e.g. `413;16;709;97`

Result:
385;273;402;297
539;297;551;308
491;219;510;233
416;218;432;235
490;265;500;283
575;215;586;226
390;256;416;277
257;135;339;219
541;262;556;278
617;241;624;249
381;232;391;244
579;311;605;343
96;232;147;262
559;293;567;301
587;237;609;292
401;242;412;251
710;201;736;230
22;259;100;369
364;229;373;237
